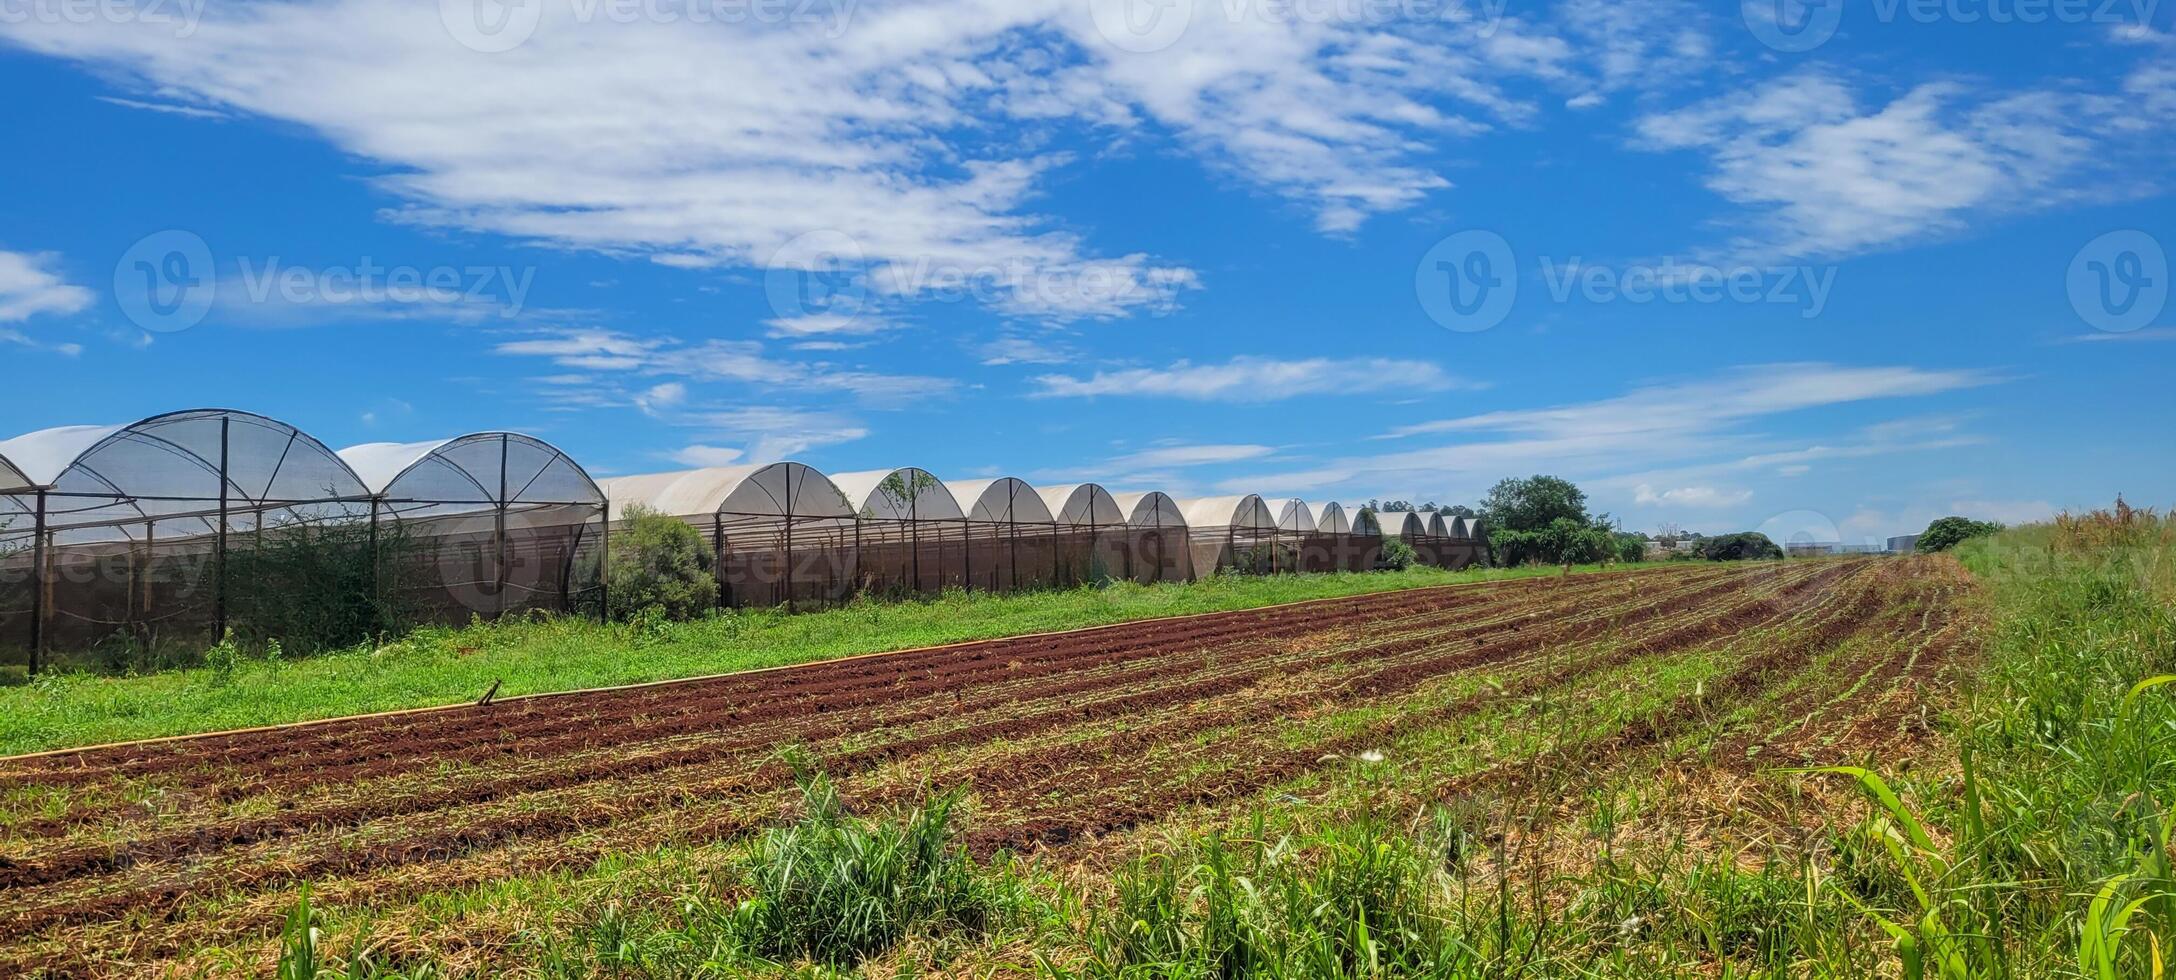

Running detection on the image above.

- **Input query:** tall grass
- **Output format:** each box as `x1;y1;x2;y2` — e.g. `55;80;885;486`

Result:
1802;501;2176;977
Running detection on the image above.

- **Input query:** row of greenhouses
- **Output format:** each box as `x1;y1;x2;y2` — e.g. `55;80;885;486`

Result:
0;410;1484;671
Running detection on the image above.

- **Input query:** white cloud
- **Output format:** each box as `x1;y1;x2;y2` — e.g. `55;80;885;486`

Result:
1222;363;2002;501
668;444;746;467
496;328;951;407
1389;363;1995;442
1033;356;1478;401
1106;444;1275;469
0;249;93;323
977;334;1074;365
685;407;870;461
1634;483;1751;508
1635;69;2152;261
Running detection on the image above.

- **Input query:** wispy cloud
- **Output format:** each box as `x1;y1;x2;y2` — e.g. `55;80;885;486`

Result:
1633;68;2160;262
1033;356;1479;402
0;249;93;323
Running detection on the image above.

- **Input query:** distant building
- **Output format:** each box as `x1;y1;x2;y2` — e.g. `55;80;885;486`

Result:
1887;534;1920;554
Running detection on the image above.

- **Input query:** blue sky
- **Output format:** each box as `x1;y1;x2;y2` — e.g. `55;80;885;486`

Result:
1;0;2171;543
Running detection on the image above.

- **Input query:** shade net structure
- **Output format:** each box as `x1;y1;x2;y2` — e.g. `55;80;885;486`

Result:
1110;491;1190;584
339;434;607;626
601;463;857;610
830;468;968;597
1176;495;1282;577
1264;498;1328;573
1308;501;1379;572
0;411;376;671
1037;484;1129;586
948;478;1060;593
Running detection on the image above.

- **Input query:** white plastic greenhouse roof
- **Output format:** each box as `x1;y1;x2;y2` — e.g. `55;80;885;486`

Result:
1374;510;1425;537
338;433;603;503
0;424;126;491
599;462;854;519
1109;491;1186;528
1312;502;1350;534
828;468;966;522
1175;495;1277;531
1265;498;1314;532
1037;484;1125;527
945;478;1055;526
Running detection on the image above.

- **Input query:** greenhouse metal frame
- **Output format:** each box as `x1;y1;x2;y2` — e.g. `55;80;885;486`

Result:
1110;491;1190;584
949;477;1061;593
599;463;859;611
830;467;970;597
3;406;1504;667
339;433;609;625
1038;483;1127;586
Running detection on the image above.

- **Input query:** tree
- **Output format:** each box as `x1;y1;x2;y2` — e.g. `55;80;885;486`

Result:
1613;532;1648;564
1480;476;1590;534
1699;532;1783;561
607;504;719;621
1480;475;1616;566
1917;516;2003;553
1444;504;1477;519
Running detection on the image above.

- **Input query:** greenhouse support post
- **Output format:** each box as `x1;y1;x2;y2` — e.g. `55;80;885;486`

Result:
598;501;610;621
28;489;47;675
213;416;230;644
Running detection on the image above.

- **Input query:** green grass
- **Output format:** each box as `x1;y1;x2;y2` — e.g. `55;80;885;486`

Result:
0;563;1626;757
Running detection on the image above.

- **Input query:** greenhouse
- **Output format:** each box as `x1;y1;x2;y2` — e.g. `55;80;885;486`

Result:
0;410;376;671
947;477;1060;593
599;463;857;609
338;433;607;624
1037;483;1128;586
829;467;968;596
1110;491;1190;584
1176;495;1281;576
1304;500;1377;572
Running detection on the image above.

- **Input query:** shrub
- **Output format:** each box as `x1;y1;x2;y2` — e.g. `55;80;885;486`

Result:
1613;533;1647;565
1376;535;1417;570
606;504;718;621
723;761;1013;966
1917;515;2004;553
1698;532;1783;561
1492;516;1615;566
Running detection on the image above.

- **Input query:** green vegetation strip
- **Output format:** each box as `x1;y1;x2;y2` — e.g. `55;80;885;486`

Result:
0;564;1629;757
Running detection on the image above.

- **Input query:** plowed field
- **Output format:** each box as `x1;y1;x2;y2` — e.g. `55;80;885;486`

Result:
0;557;1977;977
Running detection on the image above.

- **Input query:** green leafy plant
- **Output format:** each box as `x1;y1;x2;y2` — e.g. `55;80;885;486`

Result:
1916;516;2004;553
721;757;1017;967
605;504;718;622
1698;532;1783;562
